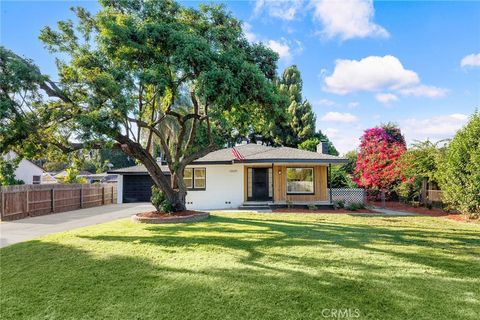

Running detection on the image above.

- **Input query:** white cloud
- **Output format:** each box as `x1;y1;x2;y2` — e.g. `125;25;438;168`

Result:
266;39;292;63
323;55;449;101
254;0;303;21
402;113;469;142
320;111;358;123
321;126;361;154
316;99;336;107
243;22;257;42
324;55;419;94
311;0;388;40
398;85;449;98
324;127;339;137
375;93;398;104
460;53;480;68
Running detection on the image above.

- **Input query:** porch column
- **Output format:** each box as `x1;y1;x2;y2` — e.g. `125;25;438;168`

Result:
328;164;333;204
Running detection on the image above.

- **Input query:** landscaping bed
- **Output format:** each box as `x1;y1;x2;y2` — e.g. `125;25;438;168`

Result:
132;210;209;224
273;208;377;214
371;201;477;223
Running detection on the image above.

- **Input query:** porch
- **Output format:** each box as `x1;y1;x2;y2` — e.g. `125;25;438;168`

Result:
242;164;334;209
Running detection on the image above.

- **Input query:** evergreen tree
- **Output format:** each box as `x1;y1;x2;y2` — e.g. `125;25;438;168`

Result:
276;65;316;147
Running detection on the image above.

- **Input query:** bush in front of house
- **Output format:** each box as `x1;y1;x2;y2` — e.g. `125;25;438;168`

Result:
151;186;173;213
345;202;366;211
436;112;480;219
333;200;345;209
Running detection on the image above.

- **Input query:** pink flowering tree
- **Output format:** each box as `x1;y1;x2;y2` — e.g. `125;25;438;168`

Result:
353;124;407;196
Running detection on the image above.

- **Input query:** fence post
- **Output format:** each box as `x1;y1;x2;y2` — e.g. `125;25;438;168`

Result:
80;185;84;208
1;187;4;220
421;178;428;204
51;188;55;213
102;185;105;205
26;187;30;216
112;185;114;203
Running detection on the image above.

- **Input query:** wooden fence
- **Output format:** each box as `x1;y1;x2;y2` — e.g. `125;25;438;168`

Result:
0;183;117;221
427;189;443;202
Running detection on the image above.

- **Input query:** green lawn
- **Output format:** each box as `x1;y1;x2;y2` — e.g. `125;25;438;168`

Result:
1;213;479;320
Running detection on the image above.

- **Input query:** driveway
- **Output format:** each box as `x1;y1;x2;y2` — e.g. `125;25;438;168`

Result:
0;203;154;248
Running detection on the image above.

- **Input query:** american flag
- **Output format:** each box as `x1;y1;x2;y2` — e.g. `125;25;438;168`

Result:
231;147;245;161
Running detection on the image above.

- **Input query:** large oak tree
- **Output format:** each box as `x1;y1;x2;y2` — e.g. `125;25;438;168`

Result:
0;0;281;211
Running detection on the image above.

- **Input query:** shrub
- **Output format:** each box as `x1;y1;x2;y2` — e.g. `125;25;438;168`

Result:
151;186;173;213
333;200;345;209
307;204;317;210
436;112;480;219
345;202;365;211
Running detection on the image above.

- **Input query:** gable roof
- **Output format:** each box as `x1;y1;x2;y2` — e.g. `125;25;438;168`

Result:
194;143;347;164
109;144;347;174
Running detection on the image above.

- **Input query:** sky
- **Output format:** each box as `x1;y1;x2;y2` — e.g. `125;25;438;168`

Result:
1;0;479;154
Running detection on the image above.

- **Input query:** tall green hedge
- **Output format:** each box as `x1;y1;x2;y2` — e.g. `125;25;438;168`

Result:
437;112;480;218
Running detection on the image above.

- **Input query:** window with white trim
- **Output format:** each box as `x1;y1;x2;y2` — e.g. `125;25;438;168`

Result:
286;168;314;194
184;168;206;190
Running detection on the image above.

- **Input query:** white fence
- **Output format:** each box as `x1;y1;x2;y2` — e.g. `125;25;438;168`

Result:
328;188;365;204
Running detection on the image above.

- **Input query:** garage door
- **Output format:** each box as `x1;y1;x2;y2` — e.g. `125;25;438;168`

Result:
123;175;155;203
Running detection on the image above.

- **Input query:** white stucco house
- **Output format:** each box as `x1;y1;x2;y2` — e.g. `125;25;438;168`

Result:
2;151;56;185
110;143;347;210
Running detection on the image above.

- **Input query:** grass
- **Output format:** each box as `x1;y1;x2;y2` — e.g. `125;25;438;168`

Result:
1;212;479;320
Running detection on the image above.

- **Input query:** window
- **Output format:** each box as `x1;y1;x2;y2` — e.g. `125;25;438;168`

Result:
194;168;206;189
184;168;206;190
184;169;193;189
32;175;41;185
286;168;314;194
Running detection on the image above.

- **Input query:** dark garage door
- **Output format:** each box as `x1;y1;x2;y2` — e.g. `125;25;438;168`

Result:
123;175;154;203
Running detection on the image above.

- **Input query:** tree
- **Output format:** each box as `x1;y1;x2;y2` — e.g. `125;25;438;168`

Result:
396;140;446;202
0;158;24;186
342;150;358;175
62;166;87;184
436;112;480;218
330;165;356;188
0;1;279;212
353;124;406;194
275;65;316;147
298;131;339;156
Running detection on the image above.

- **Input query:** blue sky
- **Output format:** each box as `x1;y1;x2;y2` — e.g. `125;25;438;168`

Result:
1;0;479;153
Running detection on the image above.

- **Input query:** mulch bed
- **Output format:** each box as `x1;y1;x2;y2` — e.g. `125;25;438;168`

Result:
132;210;209;224
369;201;478;223
273;208;378;214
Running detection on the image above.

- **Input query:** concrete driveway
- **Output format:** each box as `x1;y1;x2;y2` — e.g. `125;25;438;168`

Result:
0;203;154;248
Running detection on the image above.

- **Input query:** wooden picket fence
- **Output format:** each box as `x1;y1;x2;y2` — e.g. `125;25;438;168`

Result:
0;183;117;221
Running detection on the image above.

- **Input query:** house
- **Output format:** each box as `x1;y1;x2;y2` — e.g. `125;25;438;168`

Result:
110;143;347;210
2;151;57;185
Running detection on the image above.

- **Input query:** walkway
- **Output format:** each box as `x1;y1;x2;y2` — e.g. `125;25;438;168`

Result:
0;203;154;248
370;207;420;216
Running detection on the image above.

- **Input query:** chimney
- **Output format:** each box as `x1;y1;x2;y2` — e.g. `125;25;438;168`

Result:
316;141;329;154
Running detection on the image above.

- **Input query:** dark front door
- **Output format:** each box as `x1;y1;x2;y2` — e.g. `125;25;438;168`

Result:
252;168;269;201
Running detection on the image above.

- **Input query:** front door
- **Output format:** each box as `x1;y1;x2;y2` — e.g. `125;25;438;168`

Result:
252;168;269;201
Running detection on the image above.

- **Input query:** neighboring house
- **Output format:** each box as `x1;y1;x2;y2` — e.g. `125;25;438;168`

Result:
2;151;56;185
110;143;347;210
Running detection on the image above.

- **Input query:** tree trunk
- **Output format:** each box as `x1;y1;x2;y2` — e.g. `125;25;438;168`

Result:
167;190;187;212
